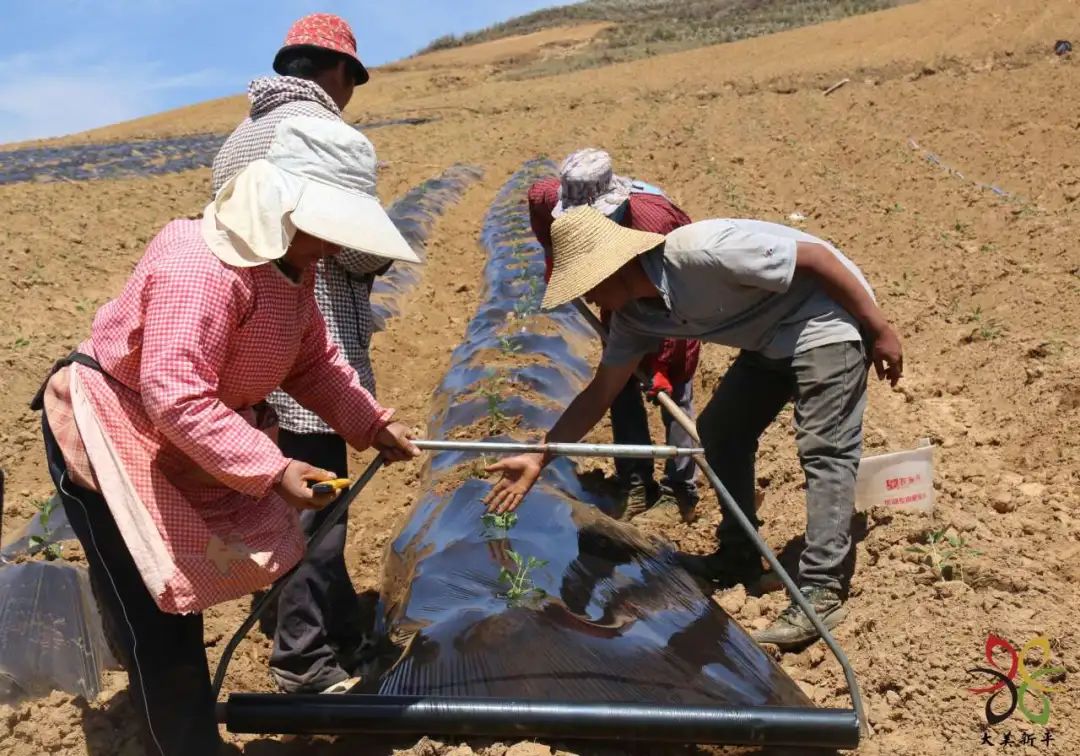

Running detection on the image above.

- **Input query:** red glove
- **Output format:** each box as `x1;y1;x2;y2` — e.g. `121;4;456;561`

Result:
644;370;674;403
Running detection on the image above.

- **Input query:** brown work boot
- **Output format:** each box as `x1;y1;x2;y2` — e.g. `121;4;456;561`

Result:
752;586;847;650
667;484;700;524
677;500;699;524
634;491;681;525
619;483;650;521
637;486;699;524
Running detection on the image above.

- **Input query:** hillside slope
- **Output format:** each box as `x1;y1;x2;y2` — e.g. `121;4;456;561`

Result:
1;0;1078;754
418;0;910;77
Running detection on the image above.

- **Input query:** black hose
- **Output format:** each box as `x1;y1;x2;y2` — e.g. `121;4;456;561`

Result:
220;694;860;748
694;458;866;734
211;455;386;699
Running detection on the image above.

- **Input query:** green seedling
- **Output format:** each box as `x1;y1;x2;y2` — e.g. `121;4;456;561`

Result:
29;496;64;561
962;307;1005;341
481;511;518;533
479;377;503;402
12;337;30;349
478;375;508;430
485;393;508;432
498;550;548;603
498;335;522;354
513;296;535;319
977;321;1004;341
906;528;981;584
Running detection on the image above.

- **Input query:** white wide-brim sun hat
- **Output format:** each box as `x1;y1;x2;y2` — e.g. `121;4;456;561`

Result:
203;115;420;268
541;206;665;310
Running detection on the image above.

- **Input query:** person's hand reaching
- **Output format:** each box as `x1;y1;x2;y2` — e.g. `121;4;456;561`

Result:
482;453;544;513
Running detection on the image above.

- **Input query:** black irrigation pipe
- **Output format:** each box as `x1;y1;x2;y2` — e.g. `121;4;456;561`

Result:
218;694;860;749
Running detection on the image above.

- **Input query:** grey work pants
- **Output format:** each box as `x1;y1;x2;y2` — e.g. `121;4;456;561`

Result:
698;341;867;592
270;430;363;693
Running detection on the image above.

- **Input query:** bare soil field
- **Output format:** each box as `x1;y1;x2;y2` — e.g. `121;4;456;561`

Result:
2;0;1078;753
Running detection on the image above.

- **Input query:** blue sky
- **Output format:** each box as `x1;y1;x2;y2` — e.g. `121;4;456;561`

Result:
0;1;559;143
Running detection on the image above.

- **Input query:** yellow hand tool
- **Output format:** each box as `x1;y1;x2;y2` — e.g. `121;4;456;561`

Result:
308;478;351;495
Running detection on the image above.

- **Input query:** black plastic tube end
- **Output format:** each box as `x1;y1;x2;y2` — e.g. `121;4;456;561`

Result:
221;694;860;750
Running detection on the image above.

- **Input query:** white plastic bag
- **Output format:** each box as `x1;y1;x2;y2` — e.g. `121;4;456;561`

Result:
855;439;934;513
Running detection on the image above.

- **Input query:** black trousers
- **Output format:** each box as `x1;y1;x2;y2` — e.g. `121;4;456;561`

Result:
269;430;364;692
42;414;220;755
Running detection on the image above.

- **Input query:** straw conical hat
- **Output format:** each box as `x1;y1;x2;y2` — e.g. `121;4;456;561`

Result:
541;206;665;310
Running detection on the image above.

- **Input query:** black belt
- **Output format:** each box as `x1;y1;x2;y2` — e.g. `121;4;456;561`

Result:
30;352;107;411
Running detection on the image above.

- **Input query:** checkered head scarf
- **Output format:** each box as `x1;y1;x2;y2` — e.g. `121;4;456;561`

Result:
552;148;633;218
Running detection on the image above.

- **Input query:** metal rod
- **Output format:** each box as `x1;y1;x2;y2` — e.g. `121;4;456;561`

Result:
413;439;703;458
571;297;866;737
220;694;860;748
211;455;386;700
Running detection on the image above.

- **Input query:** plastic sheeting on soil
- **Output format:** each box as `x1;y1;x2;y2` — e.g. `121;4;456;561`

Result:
367;161;810;708
371;164;484;331
0;561;113;704
0;117;439;186
0;495;76;564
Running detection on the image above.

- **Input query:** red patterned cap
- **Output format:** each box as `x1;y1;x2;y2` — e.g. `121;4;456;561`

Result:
273;13;369;85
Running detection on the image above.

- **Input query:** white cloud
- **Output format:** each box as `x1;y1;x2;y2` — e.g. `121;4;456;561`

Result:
0;46;222;143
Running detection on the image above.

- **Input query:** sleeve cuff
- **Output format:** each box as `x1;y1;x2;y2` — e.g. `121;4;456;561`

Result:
775;238;799;293
365;406;396;446
251;453;291;499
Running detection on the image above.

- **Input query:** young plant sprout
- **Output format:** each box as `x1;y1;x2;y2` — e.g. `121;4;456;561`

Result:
498;550;548;603
28;496;64;561
498;335;522;354
484;393;507;433
481;511;518;533
906;528;982;584
513;296;534;319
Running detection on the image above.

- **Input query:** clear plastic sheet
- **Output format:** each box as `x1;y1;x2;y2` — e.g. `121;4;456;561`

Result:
0;561;112;704
369;161;809;708
371;164;484;331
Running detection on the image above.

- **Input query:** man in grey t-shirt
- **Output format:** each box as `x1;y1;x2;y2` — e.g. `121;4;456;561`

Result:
483;207;904;649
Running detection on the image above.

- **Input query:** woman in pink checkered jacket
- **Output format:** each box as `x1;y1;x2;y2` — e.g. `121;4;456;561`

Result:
32;115;420;755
